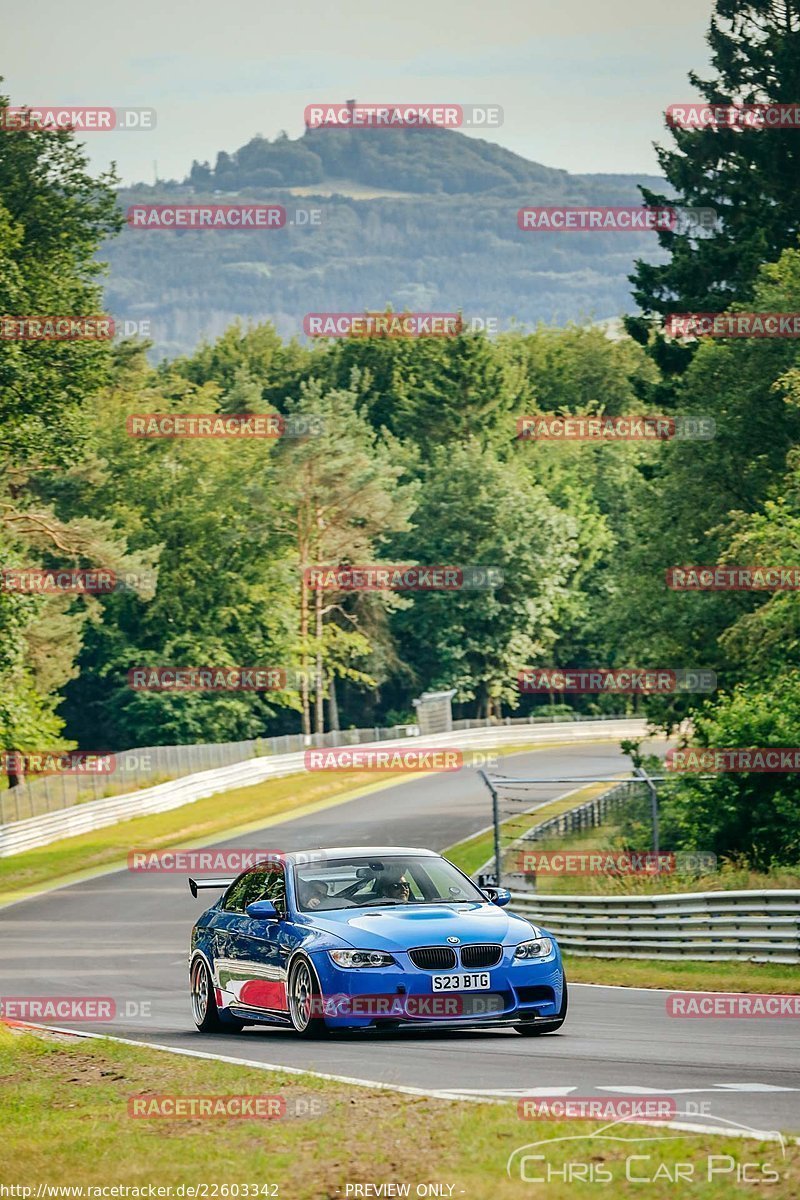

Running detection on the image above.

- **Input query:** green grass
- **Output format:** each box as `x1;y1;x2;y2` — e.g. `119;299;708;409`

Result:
528;822;800;895
1;1024;796;1196
0;737;619;906
0;770;392;904
565;955;800;994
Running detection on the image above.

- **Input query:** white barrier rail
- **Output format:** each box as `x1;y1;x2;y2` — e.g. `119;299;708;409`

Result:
511;889;800;963
0;726;419;825
0;712;641;825
0;719;646;858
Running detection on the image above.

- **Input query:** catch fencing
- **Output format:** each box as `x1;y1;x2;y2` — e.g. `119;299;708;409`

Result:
0;726;421;826
0;712;636;826
520;779;639;842
0;717;645;858
473;771;649;892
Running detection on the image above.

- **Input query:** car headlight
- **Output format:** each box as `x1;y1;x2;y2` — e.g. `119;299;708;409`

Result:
329;949;395;968
514;937;553;959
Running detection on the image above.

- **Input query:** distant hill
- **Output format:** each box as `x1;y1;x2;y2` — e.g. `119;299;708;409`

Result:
185;125;574;195
104;126;669;357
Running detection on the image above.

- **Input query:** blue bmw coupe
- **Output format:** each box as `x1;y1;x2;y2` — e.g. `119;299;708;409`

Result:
189;846;567;1037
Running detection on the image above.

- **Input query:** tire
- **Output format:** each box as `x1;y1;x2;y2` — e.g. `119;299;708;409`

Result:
287;956;329;1038
191;956;243;1033
514;975;568;1036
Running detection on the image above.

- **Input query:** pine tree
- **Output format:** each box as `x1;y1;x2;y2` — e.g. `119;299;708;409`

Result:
627;0;800;371
272;377;417;734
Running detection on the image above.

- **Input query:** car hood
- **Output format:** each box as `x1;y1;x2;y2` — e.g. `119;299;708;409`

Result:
305;902;541;950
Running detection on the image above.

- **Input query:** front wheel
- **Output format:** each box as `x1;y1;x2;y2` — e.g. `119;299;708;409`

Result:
191;957;243;1033
287;957;329;1038
514;975;568;1036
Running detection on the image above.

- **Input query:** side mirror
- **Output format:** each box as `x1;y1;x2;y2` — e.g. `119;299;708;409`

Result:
483;886;511;907
246;899;279;920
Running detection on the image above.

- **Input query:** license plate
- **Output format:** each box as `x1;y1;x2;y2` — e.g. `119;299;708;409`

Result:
431;972;490;991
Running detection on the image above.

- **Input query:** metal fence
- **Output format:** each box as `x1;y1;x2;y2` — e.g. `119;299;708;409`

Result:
498;779;641;891
451;713;635;730
0;718;647;858
520;779;639;842
0;711;632;827
511;889;800;963
470;773;645;891
472;781;800;963
0;725;417;826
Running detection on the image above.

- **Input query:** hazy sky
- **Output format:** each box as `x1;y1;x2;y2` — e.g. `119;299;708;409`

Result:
6;0;715;184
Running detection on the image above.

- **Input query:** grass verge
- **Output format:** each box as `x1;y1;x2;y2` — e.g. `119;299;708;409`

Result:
524;823;800;896
565;955;800;994
1;1023;796;1197
0;737;608;906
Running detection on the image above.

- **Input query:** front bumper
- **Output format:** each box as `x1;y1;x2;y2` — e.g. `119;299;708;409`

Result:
310;948;565;1029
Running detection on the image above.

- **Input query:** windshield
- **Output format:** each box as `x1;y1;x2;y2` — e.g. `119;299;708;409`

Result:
293;855;486;911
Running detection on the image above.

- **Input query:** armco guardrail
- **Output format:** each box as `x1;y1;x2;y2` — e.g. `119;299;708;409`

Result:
0;725;420;825
510;889;800;963
0;718;645;858
0;712;633;825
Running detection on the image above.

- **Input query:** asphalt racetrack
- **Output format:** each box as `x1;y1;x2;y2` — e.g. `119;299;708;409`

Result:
2;738;798;1134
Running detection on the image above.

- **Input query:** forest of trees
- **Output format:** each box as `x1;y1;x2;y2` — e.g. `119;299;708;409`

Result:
2;0;800;867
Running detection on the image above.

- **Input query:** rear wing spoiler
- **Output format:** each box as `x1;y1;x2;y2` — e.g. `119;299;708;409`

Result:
188;877;234;898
